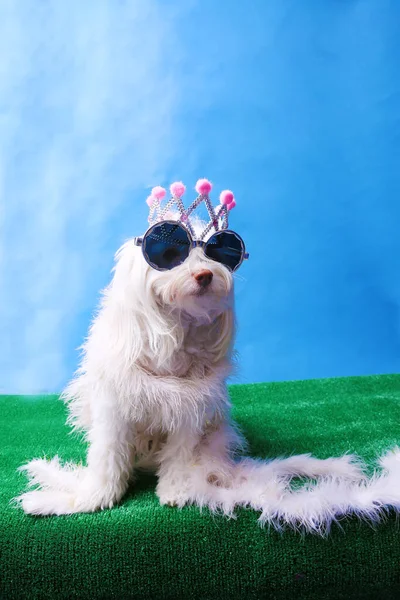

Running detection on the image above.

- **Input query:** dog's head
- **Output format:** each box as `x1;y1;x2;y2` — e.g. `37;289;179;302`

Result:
148;244;234;323
114;218;234;320
108;220;236;368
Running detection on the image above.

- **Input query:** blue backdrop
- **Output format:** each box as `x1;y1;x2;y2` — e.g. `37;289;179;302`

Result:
1;0;400;393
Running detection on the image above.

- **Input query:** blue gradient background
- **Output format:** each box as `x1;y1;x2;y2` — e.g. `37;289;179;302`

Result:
1;0;400;393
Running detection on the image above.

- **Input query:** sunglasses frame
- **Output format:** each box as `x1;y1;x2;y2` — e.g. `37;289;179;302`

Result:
134;219;249;272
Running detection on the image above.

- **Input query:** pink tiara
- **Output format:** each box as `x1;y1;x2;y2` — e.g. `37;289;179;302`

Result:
145;179;236;240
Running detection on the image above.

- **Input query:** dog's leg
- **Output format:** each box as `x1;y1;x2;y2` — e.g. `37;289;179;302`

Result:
155;419;248;510
13;387;136;515
155;427;201;507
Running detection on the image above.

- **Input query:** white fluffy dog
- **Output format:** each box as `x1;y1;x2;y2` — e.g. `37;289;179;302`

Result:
13;186;400;532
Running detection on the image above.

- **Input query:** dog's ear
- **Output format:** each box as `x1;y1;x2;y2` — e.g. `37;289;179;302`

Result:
105;239;184;369
109;239;139;304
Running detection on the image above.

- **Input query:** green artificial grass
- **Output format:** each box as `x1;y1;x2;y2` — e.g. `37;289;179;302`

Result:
1;374;400;600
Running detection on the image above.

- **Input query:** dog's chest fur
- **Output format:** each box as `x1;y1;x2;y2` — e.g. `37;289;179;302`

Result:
121;320;232;434
159;321;219;378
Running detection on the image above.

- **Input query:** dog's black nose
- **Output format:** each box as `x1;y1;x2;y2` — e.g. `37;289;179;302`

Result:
194;269;213;288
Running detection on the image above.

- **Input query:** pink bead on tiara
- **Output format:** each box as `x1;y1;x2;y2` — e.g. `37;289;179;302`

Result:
146;179;236;240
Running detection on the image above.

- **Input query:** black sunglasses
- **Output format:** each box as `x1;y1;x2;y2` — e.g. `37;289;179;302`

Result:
134;220;249;272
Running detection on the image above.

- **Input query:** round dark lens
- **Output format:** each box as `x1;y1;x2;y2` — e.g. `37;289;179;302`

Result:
204;231;244;271
143;221;191;270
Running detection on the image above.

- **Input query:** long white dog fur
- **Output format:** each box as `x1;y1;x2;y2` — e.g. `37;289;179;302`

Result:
13;219;400;533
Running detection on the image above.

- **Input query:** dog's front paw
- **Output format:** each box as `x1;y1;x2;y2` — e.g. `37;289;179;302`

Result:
206;471;234;489
156;479;189;508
